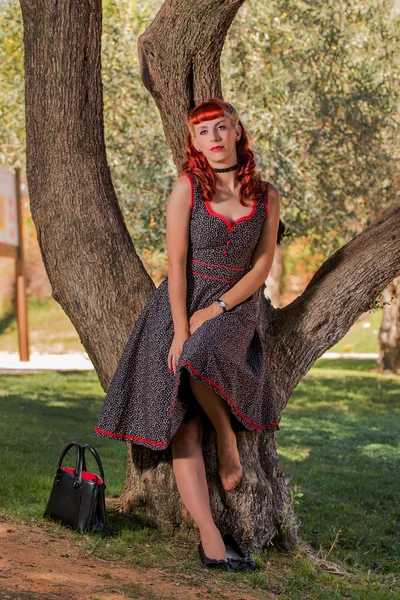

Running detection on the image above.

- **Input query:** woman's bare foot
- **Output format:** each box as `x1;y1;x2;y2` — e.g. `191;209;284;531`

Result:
200;526;227;561
217;430;243;491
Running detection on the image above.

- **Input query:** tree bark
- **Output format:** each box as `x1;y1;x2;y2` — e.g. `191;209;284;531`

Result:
19;0;155;383
265;245;284;308
137;0;247;167
378;277;400;374
20;0;400;553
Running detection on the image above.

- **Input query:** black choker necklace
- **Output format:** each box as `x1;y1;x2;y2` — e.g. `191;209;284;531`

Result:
213;163;238;173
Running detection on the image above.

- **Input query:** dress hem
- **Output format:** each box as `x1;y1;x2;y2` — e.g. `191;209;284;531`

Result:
94;427;169;450
94;360;279;451
170;360;280;433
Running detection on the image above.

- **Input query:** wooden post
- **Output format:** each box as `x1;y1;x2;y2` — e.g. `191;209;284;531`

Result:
15;167;30;361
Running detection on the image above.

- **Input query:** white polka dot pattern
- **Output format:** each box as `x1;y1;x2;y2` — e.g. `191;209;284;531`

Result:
94;173;280;450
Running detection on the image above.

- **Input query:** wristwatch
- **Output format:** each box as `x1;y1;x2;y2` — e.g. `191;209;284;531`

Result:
216;298;228;312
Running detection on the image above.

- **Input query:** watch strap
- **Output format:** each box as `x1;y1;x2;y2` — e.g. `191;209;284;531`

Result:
216;298;228;312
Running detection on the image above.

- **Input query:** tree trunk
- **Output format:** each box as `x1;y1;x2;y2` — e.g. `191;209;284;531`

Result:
378;277;400;374
265;245;284;308
20;0;400;554
19;0;156;383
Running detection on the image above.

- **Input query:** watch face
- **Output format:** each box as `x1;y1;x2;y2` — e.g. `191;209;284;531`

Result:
218;300;227;308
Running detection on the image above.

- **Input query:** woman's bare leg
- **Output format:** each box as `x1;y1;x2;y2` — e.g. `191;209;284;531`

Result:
171;414;227;560
187;374;242;492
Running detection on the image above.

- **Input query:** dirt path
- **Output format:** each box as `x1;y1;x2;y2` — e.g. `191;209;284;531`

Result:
0;514;276;600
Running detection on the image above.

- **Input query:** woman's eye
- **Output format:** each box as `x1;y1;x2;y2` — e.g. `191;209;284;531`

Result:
199;125;225;135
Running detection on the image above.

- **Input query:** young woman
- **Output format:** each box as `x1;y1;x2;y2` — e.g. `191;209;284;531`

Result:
95;98;283;571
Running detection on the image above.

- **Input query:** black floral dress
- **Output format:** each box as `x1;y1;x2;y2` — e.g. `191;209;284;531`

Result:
95;173;280;450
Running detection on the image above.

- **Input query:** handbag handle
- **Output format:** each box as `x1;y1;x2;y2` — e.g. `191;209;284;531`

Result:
55;441;83;488
81;444;106;486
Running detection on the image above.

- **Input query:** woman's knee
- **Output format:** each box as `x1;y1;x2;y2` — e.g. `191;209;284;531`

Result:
187;372;211;398
172;416;203;452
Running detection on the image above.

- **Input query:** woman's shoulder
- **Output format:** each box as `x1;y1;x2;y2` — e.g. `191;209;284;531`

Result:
172;173;196;194
174;172;194;186
256;178;280;219
266;181;280;205
171;173;195;211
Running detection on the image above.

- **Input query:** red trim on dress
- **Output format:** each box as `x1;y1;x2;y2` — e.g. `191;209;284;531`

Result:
266;181;269;218
192;271;237;283
191;259;244;271
94;427;168;447
182;173;194;211
168;379;181;415
204;198;257;232
179;361;279;431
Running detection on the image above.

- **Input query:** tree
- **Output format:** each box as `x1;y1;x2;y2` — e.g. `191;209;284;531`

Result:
378;277;400;374
0;0;25;167
19;0;400;552
6;0;399;256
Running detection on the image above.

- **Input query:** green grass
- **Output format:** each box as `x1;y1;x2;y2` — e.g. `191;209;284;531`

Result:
0;297;383;355
328;310;382;354
278;359;399;576
0;297;87;354
0;359;398;599
0;371;126;518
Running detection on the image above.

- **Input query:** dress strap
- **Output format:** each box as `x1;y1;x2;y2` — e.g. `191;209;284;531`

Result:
182;172;202;212
258;178;269;218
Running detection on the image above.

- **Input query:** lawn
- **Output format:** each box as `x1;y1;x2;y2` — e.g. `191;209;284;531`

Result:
0;358;398;599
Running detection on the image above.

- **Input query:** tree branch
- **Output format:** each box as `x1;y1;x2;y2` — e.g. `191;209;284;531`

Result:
137;0;246;167
270;202;400;406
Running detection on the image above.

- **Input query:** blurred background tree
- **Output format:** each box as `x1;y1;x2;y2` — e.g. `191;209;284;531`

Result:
0;0;399;367
2;0;398;258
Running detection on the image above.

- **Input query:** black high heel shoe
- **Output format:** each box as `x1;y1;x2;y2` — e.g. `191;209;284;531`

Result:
198;541;233;571
222;533;257;571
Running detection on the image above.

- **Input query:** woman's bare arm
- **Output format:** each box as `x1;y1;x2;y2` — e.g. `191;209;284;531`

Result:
166;174;192;336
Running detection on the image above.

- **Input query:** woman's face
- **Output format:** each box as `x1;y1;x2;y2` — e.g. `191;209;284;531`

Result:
192;114;241;166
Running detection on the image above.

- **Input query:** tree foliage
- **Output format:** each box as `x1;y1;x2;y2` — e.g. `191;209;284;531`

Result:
1;0;399;257
0;0;25;167
222;0;400;253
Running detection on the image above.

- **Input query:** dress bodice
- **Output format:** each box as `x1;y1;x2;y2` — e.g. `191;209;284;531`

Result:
184;172;269;286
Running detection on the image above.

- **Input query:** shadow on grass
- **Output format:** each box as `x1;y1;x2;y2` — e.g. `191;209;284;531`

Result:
0;371;127;517
0;364;399;580
312;358;379;372
0;304;16;335
278;360;400;575
99;506;162;540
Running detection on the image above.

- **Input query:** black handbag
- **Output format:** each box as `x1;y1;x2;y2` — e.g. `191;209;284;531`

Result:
43;441;107;534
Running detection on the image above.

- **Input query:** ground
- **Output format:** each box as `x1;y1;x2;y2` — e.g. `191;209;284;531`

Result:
0;513;276;600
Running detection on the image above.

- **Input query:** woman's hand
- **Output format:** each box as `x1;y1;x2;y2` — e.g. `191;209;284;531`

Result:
189;303;220;335
168;331;190;375
168;304;220;375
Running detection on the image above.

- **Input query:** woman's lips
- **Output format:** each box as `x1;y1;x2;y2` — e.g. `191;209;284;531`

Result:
211;146;224;151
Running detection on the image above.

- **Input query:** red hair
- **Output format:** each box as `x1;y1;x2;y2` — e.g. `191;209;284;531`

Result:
179;98;265;205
